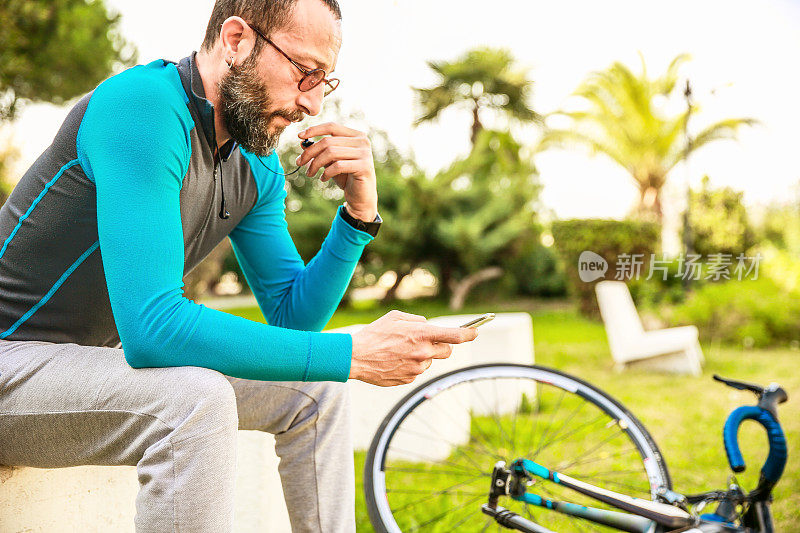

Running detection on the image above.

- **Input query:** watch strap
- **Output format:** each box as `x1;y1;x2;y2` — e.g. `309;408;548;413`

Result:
339;205;381;237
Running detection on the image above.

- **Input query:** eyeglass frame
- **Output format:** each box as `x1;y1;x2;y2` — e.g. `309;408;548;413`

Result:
243;21;340;97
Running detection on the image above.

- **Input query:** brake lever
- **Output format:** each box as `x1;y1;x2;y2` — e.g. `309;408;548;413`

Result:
713;374;764;396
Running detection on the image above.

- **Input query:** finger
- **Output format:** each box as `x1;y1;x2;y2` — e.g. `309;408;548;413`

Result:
414;358;433;374
307;146;363;178
386;310;427;322
321;160;363;183
430;342;453;360
421;325;478;344
299;122;363;139
331;174;348;190
296;136;363;166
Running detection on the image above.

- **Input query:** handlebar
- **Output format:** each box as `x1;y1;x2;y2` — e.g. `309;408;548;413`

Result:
723;405;787;484
715;375;788;501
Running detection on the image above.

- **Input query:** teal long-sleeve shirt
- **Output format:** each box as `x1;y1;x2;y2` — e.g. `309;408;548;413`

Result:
0;55;372;382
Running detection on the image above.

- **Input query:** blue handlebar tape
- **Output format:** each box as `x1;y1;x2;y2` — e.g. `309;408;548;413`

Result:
722;405;787;483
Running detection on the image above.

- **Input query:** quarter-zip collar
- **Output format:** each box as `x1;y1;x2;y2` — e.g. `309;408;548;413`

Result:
175;52;237;162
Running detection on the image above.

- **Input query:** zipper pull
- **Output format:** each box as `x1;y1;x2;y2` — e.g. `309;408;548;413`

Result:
216;161;230;219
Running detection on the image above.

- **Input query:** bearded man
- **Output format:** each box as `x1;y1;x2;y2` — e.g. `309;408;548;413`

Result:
0;0;477;531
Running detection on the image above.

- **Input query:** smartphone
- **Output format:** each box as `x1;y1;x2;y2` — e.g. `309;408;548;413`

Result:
460;313;495;328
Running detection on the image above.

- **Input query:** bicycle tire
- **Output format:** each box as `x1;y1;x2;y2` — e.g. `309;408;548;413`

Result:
364;363;671;533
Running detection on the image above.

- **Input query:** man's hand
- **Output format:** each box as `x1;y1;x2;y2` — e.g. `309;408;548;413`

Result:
297;122;378;222
349;310;479;387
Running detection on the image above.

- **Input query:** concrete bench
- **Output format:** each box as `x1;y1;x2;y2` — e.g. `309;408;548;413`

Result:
0;431;290;532
1;312;534;531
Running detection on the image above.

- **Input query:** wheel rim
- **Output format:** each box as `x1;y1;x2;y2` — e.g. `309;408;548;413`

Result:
367;365;669;533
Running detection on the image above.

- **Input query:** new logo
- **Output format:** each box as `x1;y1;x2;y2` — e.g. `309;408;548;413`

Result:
578;251;608;282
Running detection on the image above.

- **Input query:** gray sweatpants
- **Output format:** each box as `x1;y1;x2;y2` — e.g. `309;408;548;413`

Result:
0;338;355;532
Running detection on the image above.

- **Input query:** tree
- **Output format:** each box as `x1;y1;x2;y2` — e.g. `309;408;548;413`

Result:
424;129;542;309
282;128;543;310
413;47;542;146
538;53;756;222
0;0;136;120
687;175;754;257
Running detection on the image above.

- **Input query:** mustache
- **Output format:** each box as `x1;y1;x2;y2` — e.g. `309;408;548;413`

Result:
271;109;305;123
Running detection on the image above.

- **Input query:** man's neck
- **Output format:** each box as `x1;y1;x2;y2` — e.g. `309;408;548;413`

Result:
194;50;231;149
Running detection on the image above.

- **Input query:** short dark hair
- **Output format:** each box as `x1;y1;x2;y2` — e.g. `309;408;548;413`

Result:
201;0;342;53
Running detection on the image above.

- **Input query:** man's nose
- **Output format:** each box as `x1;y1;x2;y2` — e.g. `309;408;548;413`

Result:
296;85;325;117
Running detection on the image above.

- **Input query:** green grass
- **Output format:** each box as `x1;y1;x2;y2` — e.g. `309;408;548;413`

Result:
227;298;800;530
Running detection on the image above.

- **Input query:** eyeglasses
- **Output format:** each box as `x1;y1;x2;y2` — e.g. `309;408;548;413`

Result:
245;22;340;97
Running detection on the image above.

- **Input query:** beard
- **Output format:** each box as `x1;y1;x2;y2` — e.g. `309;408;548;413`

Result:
217;52;303;157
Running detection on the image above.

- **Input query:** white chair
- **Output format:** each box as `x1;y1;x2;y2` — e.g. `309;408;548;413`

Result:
595;280;704;375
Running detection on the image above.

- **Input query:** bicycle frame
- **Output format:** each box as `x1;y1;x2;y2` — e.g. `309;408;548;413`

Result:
483;458;756;532
482;376;789;533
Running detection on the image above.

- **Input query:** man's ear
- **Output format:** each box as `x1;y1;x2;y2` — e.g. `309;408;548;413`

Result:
219;16;254;62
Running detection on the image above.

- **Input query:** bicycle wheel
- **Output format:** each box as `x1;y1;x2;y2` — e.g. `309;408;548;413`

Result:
364;364;671;533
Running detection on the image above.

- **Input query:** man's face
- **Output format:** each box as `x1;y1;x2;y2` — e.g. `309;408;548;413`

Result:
217;0;341;156
217;51;300;156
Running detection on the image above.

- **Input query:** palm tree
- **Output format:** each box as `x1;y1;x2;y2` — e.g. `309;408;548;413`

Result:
413;47;542;146
538;53;757;222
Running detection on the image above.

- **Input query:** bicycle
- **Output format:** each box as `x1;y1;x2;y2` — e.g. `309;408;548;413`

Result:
363;364;788;532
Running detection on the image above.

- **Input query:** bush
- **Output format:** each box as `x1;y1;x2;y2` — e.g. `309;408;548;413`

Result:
757;203;800;254
502;242;567;298
668;277;800;347
551;219;660;316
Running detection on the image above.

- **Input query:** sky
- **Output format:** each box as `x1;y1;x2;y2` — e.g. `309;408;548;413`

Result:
11;0;800;232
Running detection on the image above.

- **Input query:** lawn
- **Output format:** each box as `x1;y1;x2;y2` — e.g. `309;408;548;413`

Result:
228;298;799;531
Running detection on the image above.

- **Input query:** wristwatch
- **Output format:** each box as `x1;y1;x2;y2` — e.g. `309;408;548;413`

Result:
339;204;382;237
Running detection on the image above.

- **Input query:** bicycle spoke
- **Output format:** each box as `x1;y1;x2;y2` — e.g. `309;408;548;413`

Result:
442;502;487;532
389;474;487;516
522;381;548;447
556;446;639;471
471;379;514;453
530;412;606;460
529;395;588;461
384;466;484;477
447;381;509;459
553;428;624;471
406;493;486;532
396;416;492;472
525;388;566;461
384;446;479;476
493;378;516;454
387;488;485;496
510;380;520;460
